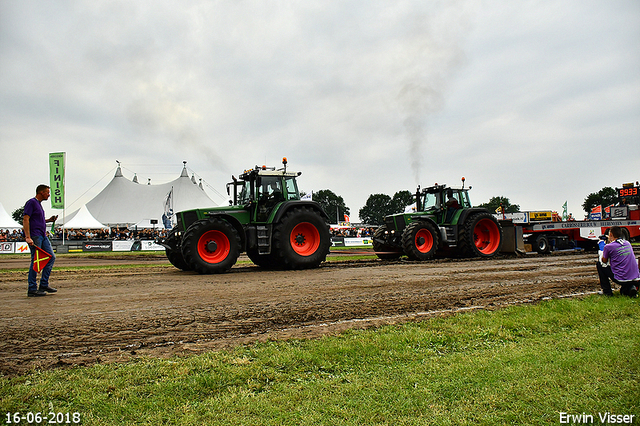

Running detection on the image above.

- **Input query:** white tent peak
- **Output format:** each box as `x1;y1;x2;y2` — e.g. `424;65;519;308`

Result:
62;205;108;229
82;162;216;227
0;201;22;229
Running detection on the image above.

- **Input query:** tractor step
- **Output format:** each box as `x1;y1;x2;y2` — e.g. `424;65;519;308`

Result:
257;225;272;255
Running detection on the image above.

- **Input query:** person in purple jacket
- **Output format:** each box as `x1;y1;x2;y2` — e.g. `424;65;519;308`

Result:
596;226;639;297
23;184;58;297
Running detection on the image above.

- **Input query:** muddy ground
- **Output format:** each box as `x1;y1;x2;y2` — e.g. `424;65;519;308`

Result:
0;251;604;376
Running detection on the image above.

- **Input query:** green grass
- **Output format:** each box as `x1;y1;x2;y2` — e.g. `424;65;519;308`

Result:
1;296;638;425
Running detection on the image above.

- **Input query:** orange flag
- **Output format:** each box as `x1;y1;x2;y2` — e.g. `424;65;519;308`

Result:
32;246;52;273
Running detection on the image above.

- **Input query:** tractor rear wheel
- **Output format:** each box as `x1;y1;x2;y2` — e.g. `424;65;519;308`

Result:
165;229;191;271
373;225;403;260
272;206;331;269
402;221;439;261
458;212;503;257
181;218;240;274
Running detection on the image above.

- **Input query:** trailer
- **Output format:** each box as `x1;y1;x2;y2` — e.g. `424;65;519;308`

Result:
522;218;640;253
498;183;640;254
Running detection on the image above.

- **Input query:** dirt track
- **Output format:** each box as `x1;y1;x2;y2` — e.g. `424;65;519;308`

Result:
0;252;603;376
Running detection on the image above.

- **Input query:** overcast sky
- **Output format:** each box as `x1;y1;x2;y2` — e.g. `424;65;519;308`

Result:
1;0;639;221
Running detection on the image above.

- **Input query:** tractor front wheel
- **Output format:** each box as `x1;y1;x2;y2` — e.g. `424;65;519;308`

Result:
402;221;439;261
272;207;331;269
181;218;240;274
164;229;191;271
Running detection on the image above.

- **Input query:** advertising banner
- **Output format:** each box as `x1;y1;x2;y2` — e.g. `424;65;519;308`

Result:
15;242;29;254
83;242;112;252
344;238;373;247
579;228;602;241
49;152;66;209
529;211;552;221
610;206;629;219
139;240;165;251
494;212;529;224
112;241;134;252
0;242;14;253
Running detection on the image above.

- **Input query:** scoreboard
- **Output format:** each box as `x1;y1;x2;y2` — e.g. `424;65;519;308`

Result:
617;186;639;198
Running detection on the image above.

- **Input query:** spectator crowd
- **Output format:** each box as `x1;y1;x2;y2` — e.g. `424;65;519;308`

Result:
4;226;375;242
330;227;376;238
1;227;170;242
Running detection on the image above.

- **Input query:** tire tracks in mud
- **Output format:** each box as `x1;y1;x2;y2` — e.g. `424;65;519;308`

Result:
0;252;602;376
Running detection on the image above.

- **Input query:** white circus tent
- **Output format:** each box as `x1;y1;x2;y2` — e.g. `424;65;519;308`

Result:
0;201;22;229
71;162;216;228
62;205;109;229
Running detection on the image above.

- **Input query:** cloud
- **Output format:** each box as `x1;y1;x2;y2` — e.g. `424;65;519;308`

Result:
0;0;638;219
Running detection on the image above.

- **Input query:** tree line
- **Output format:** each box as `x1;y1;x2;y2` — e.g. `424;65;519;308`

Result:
11;185;633;227
307;185;632;225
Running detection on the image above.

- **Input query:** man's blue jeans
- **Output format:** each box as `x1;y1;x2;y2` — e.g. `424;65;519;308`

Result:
28;235;55;292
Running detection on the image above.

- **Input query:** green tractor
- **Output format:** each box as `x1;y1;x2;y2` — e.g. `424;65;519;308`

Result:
373;179;503;260
159;158;331;274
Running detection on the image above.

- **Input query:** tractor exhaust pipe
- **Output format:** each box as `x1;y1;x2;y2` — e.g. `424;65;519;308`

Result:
415;185;421;212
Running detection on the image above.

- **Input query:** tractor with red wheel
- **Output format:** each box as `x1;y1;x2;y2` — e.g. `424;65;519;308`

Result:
373;179;503;261
159;158;331;274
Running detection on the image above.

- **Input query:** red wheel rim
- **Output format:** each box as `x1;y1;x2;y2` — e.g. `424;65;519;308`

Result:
473;219;500;254
290;222;320;256
415;228;434;253
197;230;230;263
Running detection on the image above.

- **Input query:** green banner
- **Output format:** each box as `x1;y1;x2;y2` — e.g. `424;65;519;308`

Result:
49;152;65;209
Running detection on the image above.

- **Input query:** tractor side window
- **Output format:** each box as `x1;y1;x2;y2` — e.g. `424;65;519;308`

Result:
284;177;300;201
461;191;471;208
238;181;252;205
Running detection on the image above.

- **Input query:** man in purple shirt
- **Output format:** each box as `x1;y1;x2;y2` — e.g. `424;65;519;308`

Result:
23;184;58;297
596;226;639;297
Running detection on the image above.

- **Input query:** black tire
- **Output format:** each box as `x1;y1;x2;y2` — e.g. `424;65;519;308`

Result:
165;229;191;271
621;227;630;241
181;218;240;274
458;212;503;258
534;234;550;254
272;206;331;269
373;225;403;260
402;221;439;261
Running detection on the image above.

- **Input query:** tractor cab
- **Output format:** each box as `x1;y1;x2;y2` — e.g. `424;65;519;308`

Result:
416;183;472;225
227;158;302;222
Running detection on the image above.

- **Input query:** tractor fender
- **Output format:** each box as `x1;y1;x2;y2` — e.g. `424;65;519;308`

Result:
272;201;330;224
201;213;246;248
457;208;492;225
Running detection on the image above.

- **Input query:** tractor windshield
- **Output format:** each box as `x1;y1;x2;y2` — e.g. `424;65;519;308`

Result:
421;192;439;211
